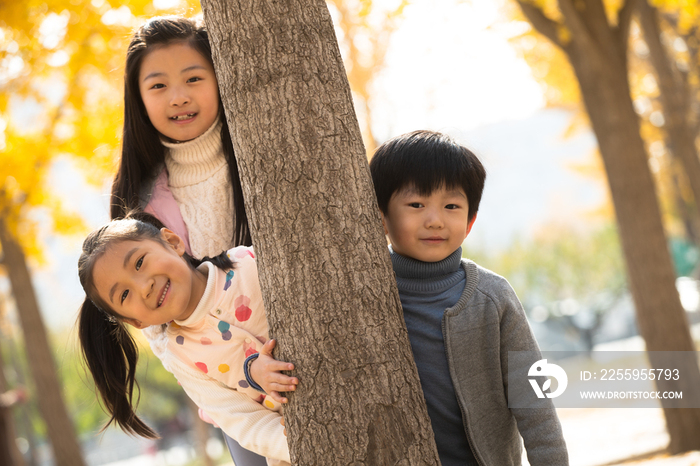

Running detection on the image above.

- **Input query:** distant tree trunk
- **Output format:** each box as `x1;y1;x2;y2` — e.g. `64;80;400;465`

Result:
199;0;441;464
187;399;214;466
5;337;39;466
668;159;699;246
638;0;700;245
0;342;25;466
0;218;86;466
518;0;700;453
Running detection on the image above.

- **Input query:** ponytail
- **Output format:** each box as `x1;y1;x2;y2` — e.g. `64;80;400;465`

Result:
77;210;238;439
77;298;158;439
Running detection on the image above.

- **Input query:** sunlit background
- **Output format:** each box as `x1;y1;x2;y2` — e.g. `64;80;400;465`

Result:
2;0;700;465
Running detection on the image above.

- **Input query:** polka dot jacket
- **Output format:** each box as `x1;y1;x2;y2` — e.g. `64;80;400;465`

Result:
165;246;282;413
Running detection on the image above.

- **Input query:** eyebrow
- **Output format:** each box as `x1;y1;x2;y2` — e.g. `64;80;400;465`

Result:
108;247;139;304
446;190;468;199
398;188;467;199
142;65;209;82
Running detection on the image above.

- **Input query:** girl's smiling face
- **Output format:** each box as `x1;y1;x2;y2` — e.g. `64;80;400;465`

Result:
138;42;220;142
91;230;207;328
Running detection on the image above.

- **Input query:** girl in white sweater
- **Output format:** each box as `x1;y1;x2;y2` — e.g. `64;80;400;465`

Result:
108;15;284;465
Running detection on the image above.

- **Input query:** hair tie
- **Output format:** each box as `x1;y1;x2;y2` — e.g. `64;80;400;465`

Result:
91;299;118;324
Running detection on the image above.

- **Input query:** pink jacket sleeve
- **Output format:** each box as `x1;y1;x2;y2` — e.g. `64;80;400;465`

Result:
144;168;193;256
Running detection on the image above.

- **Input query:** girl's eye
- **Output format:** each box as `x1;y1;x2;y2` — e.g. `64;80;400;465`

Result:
187;76;202;83
121;289;129;304
150;83;165;90
136;257;143;270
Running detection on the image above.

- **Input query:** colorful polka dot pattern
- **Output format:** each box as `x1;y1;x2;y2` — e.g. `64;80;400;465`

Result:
235;295;252;322
243;339;259;358
218;320;232;341
195;362;208;373
233;248;255;260
224;270;234;291
165;247;282;414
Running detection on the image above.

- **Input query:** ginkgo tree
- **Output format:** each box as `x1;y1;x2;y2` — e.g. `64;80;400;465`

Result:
0;1;200;464
327;0;410;155
513;0;700;453
509;0;700;254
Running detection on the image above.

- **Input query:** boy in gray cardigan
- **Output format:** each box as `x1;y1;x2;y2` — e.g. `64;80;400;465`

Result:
369;130;568;466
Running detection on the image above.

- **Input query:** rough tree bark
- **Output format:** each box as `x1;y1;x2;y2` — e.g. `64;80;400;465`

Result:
0;218;86;466
638;0;700;245
518;0;700;453
199;0;441;464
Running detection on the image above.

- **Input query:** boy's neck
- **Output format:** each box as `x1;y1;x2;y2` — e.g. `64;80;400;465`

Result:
389;246;461;264
389;246;462;280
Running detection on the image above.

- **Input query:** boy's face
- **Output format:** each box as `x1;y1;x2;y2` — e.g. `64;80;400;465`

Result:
381;185;476;263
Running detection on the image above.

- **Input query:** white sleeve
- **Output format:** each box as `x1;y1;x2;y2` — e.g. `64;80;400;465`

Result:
166;354;291;463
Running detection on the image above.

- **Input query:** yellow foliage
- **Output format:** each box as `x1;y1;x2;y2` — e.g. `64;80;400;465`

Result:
510;0;700;242
652;0;700;33
507;4;580;108
0;0;199;260
327;0;410;155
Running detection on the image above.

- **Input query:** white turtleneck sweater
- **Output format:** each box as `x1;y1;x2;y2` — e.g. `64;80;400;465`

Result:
162;118;234;259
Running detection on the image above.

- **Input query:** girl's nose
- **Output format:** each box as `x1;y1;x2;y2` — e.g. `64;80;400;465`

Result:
141;278;154;299
170;88;190;107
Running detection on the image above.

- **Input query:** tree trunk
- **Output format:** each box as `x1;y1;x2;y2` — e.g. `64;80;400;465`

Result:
199;0;440;464
668;159;700;246
0;341;25;466
638;0;700;244
518;0;700;453
0;218;86;466
5;336;39;466
187;398;214;466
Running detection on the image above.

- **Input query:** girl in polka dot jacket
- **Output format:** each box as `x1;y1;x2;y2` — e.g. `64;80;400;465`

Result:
77;213;297;466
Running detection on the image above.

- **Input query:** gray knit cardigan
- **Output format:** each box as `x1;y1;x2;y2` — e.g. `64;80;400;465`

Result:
443;259;569;465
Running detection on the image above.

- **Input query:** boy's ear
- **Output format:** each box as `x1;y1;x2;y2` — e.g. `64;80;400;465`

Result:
380;211;389;236
466;214;477;236
160;228;185;256
123;318;145;329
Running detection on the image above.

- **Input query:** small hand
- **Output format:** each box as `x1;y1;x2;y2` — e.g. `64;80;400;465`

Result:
250;339;299;403
281;417;286;437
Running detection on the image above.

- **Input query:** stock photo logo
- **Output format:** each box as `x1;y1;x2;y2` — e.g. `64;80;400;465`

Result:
528;359;568;399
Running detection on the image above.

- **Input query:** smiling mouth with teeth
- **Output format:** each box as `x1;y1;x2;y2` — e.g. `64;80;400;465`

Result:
158;280;170;307
171;113;196;121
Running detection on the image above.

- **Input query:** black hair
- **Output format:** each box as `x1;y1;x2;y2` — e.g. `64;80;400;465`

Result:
111;15;251;247
369;130;486;222
77;211;233;438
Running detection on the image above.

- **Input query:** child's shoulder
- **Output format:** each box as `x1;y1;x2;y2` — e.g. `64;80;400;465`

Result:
461;258;517;301
225;246;256;263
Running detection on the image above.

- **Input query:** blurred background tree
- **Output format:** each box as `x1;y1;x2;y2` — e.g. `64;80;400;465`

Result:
511;0;700;452
326;0;409;155
0;0;208;464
